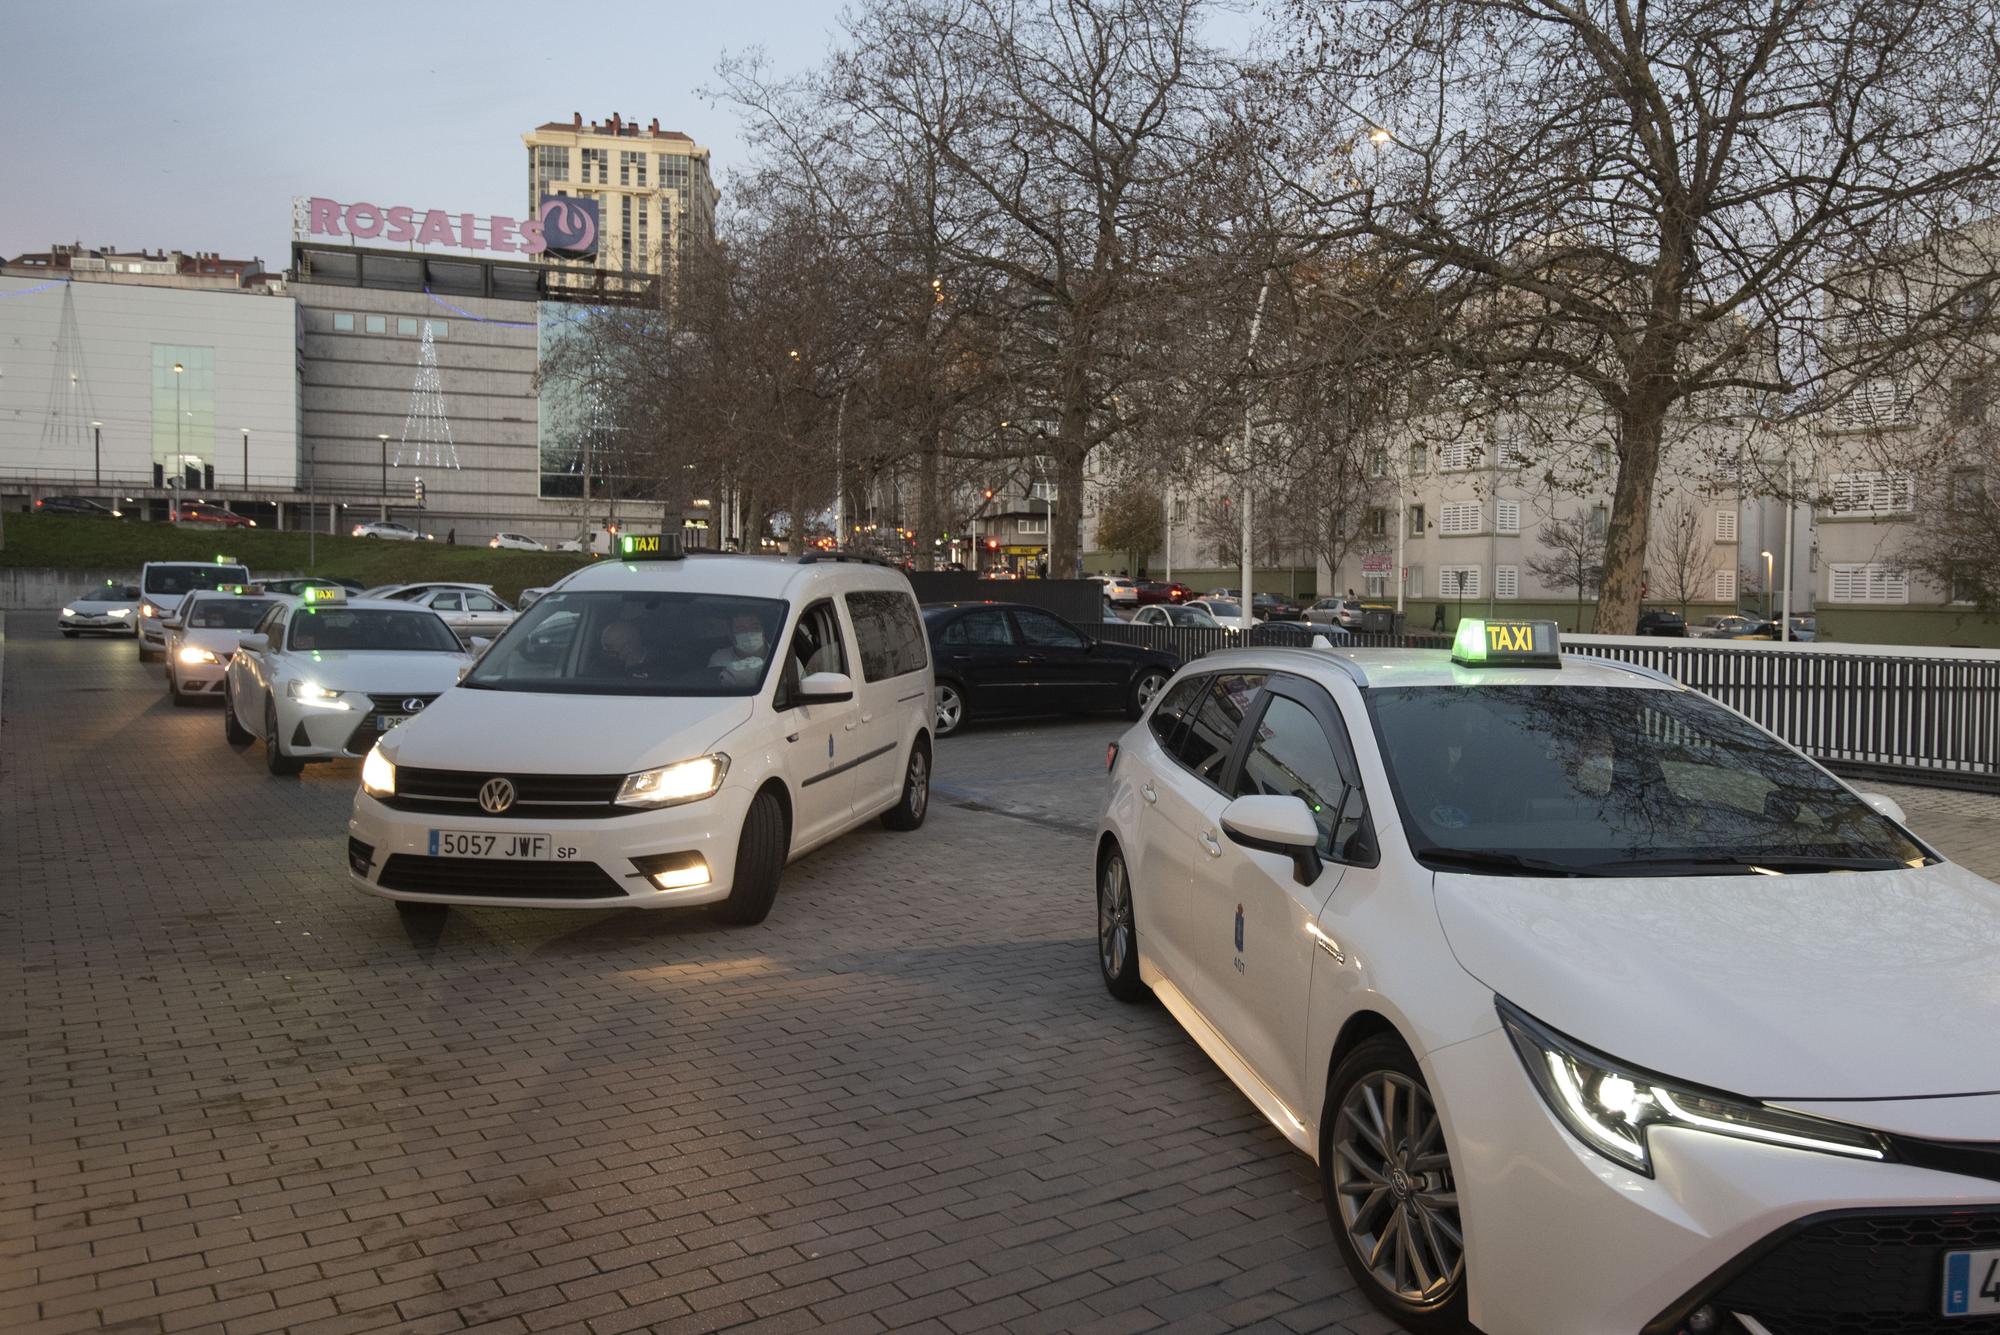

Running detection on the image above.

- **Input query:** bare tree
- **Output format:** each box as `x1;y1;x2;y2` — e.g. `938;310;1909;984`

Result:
1273;0;2000;631
1648;497;1719;619
1094;484;1167;573
1528;513;1607;631
1897;374;2000;612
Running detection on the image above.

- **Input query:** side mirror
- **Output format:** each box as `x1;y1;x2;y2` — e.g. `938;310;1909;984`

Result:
162;617;183;630
798;671;855;703
1858;792;1907;824
237;634;268;653
1221;795;1324;886
469;636;493;652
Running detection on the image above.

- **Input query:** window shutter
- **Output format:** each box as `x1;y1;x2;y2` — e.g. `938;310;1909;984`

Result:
1714;569;1737;601
1496;500;1521;534
1495;565;1519;598
1715;509;1737;543
1439;565;1481;598
1440;502;1482;535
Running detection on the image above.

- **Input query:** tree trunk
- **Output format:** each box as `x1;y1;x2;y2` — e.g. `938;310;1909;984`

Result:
1052;446;1086;578
915;423;941;571
1596;396;1667;634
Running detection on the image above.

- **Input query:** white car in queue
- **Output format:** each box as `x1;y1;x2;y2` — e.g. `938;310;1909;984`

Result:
163;586;278;705
1096;618;2000;1335
223;586;470;777
137;557;251;661
346;534;935;926
60;580;142;637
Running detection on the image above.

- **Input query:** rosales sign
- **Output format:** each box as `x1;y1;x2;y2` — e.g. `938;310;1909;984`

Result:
293;195;598;258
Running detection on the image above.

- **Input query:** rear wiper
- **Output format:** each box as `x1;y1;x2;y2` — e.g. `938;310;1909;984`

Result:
1415;849;1613;877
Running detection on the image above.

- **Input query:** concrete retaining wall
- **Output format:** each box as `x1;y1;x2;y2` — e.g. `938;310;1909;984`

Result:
0;567;306;610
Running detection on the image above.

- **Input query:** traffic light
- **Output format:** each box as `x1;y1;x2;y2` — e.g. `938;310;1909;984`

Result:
985;538;999;551
413;476;427;506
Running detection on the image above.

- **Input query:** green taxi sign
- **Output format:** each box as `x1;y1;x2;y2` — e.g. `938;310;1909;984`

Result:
216;583;249;595
619;532;684;561
300;584;347;605
213;553;237;565
1452;617;1561;668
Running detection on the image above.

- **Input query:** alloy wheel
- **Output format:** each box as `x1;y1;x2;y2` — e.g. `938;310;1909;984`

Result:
1331;1071;1464;1308
1135;671;1166;711
1098;852;1133;980
936;685;963;734
907;749;929;820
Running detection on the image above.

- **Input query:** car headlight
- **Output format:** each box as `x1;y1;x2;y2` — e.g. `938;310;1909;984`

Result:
361;745;395;798
141;603;159;619
286;679;351;710
1497;998;1886;1175
616;754;729;808
178;646;220;665
62;607;75;617
110;608;131;617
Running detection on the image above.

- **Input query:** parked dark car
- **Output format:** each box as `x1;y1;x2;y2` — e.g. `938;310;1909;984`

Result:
1134;580;1192;605
33;495;123;518
1246;619;1346;646
1634;608;1687;637
922;601;1178;737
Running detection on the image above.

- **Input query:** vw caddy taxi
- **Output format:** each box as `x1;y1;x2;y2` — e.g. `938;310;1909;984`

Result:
137;556;251;661
346;535;935;925
1095;618;2000;1335
222;585;470;776
163;585;276;705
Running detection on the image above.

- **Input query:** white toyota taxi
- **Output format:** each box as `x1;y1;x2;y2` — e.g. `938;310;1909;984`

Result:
1096;619;2000;1335
163;586;277;704
346;535;935;926
223;586;470;776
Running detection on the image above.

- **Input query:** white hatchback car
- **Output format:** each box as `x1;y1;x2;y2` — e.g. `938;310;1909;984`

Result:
347;538;935;926
1095;619;2000;1335
223;588;471;776
489;532;545;551
164;588;279;705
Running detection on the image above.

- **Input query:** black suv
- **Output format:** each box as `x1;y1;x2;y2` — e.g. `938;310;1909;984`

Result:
1635;608;1687;637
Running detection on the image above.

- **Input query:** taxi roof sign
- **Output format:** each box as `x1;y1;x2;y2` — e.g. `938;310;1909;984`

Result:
214;553;238;565
216;583;250;595
619;532;684;561
299;584;347;605
1452;617;1561;668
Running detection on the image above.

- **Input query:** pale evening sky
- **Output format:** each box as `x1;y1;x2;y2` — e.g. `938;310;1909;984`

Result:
2;0;1261;268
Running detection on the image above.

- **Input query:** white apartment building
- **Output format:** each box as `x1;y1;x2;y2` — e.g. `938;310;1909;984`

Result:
523;114;720;292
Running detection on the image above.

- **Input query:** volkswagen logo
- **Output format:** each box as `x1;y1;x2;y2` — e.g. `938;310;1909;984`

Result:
402;697;428;714
478;777;516;814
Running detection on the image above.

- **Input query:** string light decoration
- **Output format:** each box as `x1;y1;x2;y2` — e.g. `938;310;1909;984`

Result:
395;319;460;470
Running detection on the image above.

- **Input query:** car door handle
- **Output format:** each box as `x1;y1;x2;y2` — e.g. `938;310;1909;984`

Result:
1199;830;1223;857
1142;783;1158;804
860;712;875;723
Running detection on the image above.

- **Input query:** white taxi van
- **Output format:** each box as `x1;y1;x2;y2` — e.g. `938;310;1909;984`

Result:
1096;619;2000;1335
347;535;935;925
137;556;251;661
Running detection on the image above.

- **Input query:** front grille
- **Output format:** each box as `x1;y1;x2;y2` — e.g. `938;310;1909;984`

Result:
343;695;445;759
1703;1211;2000;1335
382;768;628;819
377;855;626;900
367;693;439;712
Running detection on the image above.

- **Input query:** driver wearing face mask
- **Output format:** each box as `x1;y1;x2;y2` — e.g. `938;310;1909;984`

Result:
707;613;770;686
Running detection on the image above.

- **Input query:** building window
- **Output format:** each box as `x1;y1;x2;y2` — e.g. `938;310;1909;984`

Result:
1437;439;1482;472
1366;448;1387;479
1496;499;1521;534
1828;562;1909;603
1715;508;1738;543
427;320;449;339
1714;569;1737;602
1439;502;1482;535
534;144;569;198
1826;471;1915;516
1030;481;1058;502
1495;565;1519;599
332;312;354;332
397;317;419;336
1364;572;1388;598
365;315;386;334
1588;505;1609;537
1405;565;1423;598
1016;517;1048;535
1407;504;1425;537
1364;507;1388;538
1830;377;1915;429
1439;565;1481;599
619;151;638;186
1948;468;1986;511
1407;443;1427;476
1950;565;1979;604
1497;428;1534;470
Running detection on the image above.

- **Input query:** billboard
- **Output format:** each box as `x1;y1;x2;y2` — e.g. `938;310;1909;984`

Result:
537;196;599;261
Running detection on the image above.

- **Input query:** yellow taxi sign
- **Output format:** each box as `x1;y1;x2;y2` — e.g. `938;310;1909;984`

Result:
1452;617;1560;667
618;532;684;560
300;584;347;605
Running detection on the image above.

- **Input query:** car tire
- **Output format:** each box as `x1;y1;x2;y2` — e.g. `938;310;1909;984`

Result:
1126;668;1169;720
62;630;78;639
934;680;967;738
1322;1035;1471;1335
709;789;787;926
222;683;254;746
880;738;931;832
1097;842;1147;1002
264;699;304;777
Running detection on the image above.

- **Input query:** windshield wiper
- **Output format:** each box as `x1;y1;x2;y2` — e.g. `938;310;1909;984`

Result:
1619;853;1921;875
1415;849;1615;878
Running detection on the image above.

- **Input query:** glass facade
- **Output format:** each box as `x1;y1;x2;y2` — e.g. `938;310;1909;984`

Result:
151;346;214;475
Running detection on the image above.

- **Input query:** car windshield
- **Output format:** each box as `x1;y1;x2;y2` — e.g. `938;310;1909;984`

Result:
145;566;250;596
187;598;274;629
76;586;138;603
1365;684;1928;875
286;608;463;653
1167;607;1212;626
1204;601;1243;618
463;590;789;697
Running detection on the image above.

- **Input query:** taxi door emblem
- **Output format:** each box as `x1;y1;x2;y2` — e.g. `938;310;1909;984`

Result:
479;777;516;813
1233;903;1245;952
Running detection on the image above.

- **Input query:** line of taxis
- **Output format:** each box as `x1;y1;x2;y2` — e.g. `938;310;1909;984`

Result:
61;548;2000;1335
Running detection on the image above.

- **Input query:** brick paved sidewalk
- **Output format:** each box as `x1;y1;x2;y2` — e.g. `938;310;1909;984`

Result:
1;621;1381;1335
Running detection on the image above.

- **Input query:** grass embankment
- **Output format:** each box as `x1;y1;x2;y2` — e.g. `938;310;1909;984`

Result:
0;514;589;602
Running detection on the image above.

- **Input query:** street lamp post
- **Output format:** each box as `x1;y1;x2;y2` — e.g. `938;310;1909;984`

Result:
1760;549;1774;619
173;362;184;520
378;433;390;520
241;428;249;491
1239;274;1273;632
308;442;316;569
91;421;102;487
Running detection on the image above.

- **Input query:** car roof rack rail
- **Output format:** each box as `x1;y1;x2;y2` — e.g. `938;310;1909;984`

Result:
797;550;902;570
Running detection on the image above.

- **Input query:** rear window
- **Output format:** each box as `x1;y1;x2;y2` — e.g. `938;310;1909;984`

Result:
145;565;250;596
845;591;929;681
187;598;275;629
287;608;463;653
